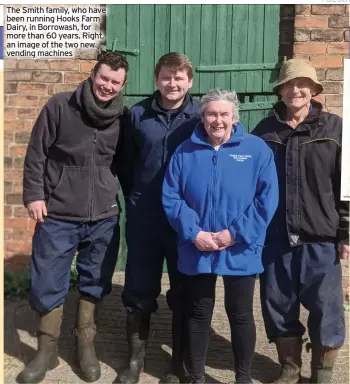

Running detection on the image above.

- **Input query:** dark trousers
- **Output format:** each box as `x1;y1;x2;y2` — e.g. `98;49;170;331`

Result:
260;241;345;348
122;216;183;314
184;274;256;383
30;216;120;313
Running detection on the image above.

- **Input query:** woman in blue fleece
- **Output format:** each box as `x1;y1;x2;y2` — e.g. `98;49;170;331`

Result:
162;89;279;384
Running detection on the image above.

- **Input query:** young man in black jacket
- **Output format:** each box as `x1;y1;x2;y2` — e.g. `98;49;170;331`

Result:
117;53;201;384
253;59;349;384
19;52;129;384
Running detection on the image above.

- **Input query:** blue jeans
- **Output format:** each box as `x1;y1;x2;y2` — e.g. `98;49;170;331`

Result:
260;241;345;348
30;216;120;313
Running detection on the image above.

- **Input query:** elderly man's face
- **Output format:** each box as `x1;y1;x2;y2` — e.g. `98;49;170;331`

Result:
279;77;316;111
203;100;234;146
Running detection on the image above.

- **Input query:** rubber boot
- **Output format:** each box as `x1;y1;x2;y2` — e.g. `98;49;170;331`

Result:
76;296;101;382
308;344;338;383
118;312;150;384
17;306;63;383
273;336;302;383
163;312;188;383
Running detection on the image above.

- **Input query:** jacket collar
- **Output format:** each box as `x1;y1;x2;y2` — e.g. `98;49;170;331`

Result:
191;121;245;147
150;91;198;116
273;99;323;125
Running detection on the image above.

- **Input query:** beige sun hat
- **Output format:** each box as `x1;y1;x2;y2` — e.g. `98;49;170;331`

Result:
273;59;323;95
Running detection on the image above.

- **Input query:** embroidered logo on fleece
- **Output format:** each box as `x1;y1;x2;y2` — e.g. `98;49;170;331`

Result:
229;154;252;163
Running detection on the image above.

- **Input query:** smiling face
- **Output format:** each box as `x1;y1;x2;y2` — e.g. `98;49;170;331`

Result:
202;100;235;147
279;77;317;112
155;66;193;109
90;63;126;103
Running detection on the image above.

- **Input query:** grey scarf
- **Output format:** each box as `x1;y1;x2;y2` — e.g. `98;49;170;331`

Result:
81;78;124;128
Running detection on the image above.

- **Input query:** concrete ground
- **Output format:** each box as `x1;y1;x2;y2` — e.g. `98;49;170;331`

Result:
4;273;350;384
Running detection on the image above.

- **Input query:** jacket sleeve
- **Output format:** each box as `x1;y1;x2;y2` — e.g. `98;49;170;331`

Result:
162;151;202;242
228;149;279;245
335;145;349;245
23;105;58;206
114;109;136;199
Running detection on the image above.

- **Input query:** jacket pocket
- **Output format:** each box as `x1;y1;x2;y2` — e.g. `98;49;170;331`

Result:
320;191;338;226
47;166;90;219
92;166;119;217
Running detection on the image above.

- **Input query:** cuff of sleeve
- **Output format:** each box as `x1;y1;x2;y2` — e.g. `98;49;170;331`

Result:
186;226;202;243
337;227;350;245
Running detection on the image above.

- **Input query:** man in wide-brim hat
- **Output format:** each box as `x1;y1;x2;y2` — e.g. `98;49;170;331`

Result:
253;59;349;384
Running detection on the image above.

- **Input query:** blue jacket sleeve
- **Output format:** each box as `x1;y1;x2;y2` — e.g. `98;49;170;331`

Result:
162;151;202;242
228;149;279;245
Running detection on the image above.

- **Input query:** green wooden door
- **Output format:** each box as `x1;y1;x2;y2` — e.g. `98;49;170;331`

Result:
107;4;281;270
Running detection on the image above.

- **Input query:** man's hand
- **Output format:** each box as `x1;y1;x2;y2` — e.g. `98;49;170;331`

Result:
338;244;350;260
194;231;219;252
212;229;236;250
27;200;47;223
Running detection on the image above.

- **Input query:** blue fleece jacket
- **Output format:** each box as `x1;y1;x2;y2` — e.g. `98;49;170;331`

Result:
162;122;279;276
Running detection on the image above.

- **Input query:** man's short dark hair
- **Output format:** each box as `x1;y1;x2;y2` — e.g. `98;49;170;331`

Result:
155;52;193;80
94;52;129;77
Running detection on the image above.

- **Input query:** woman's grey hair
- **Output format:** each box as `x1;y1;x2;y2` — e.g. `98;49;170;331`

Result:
200;89;240;123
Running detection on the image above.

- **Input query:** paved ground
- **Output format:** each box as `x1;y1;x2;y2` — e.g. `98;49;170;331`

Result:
4;273;349;384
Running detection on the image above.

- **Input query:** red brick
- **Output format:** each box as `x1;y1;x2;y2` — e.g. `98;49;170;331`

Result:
6;193;24;205
4;71;32;81
11;229;34;242
327;43;349;54
5;60;18;69
5;169;25;181
48;83;77;95
14;157;25;169
312;95;325;104
64;72;88;84
294;43;326;54
325;94;343;107
311;5;346;15
327;107;342;116
33;71;63;83
18;60;50;70
5;82;17;94
294;29;310;42
4;229;13;241
4;180;12;192
295;16;328;28
326;68;344;80
311;29;344;42
15;132;32;144
328;16;349;28
9;145;28;157
293;54;311;60
39;96;52;108
80;61;96;73
5;120;26;132
322;81;343;94
4;206;13;219
13;180;24;194
5;218;29;229
18;108;41;119
14;206;29;218
49;60;79;71
295;5;311;15
17;83;48;95
310;55;343;68
4;108;18;119
5;242;32;254
8;95;39;107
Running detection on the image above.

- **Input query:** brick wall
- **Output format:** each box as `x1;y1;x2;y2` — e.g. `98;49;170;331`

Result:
4;58;97;271
293;4;348;116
